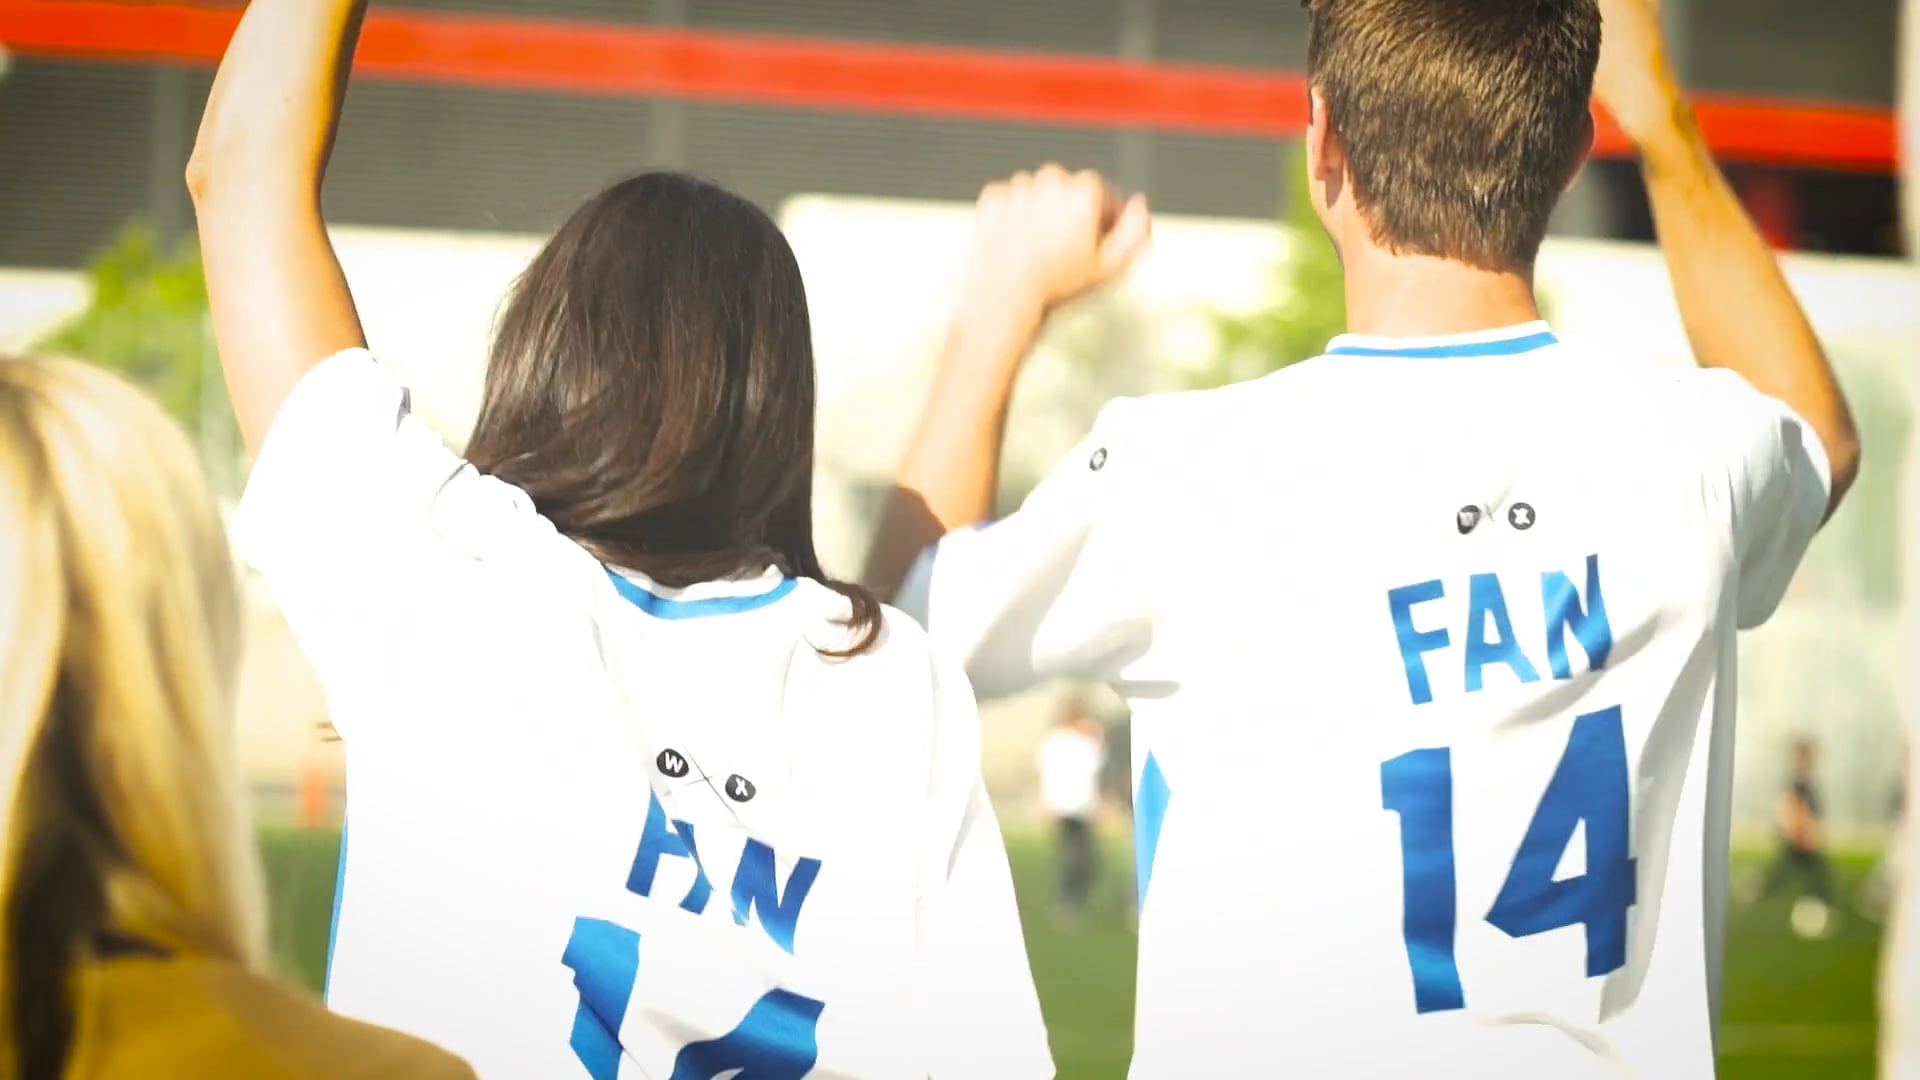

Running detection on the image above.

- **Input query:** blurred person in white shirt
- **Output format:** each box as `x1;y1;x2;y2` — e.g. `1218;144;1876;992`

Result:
1037;704;1108;924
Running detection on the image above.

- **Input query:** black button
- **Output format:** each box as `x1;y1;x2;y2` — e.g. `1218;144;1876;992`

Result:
1508;503;1536;530
1089;447;1108;471
1456;505;1482;534
726;774;757;803
656;749;690;778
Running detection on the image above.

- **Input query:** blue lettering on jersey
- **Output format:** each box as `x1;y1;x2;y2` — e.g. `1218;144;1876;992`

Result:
1380;748;1463;1013
731;839;822;955
561;917;642;1080
626;792;819;953
1464;572;1540;692
671;988;825;1080
1383;704;1637;1012
629;792;716;914
562;921;828;1080
1542;554;1612;680
1388;555;1612;705
1134;752;1172;910
1388;579;1450;705
1486;704;1636;976
563;794;829;1076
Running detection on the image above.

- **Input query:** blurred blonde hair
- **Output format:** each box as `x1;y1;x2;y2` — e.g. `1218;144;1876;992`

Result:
0;357;265;1074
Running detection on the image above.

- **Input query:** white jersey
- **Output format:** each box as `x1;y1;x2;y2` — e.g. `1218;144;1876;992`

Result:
1037;729;1105;819
235;350;1051;1080
898;323;1831;1079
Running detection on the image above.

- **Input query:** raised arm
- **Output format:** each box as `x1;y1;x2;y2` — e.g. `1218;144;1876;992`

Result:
1593;0;1860;518
187;0;369;456
860;167;1150;599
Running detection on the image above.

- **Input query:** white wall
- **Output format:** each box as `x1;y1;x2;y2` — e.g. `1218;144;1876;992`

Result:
0;268;89;351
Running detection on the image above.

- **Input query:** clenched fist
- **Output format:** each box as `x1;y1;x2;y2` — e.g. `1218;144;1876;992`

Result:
961;165;1152;314
1593;0;1690;147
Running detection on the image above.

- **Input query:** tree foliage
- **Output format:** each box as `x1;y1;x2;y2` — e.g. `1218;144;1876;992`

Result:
35;221;240;491
37;221;217;432
1195;147;1346;389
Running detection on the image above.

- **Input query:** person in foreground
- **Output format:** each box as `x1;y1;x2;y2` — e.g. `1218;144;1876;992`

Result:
865;0;1860;1074
188;2;1049;1078
0;357;474;1079
1883;8;1920;1079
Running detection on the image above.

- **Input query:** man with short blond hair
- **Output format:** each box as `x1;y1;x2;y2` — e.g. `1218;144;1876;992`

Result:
866;0;1860;1074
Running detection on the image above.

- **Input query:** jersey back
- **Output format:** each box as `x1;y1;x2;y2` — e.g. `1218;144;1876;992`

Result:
236;349;1051;1080
901;325;1831;1077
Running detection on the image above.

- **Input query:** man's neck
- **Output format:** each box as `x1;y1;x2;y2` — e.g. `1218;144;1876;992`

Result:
1340;244;1543;339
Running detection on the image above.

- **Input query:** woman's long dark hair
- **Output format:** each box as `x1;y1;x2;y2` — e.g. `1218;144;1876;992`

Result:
463;173;882;655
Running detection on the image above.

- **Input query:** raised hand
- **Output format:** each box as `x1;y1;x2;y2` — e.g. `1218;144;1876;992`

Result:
1592;0;1688;147
859;167;1147;599
960;165;1152;316
1591;0;1858;520
188;0;369;455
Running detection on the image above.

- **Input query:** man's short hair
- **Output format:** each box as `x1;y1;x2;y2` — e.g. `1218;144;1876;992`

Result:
1303;0;1602;272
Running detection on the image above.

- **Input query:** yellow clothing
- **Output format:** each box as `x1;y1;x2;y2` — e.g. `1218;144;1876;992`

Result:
61;953;474;1079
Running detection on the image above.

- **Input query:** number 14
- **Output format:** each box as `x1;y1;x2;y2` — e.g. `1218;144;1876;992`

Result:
1381;705;1637;1013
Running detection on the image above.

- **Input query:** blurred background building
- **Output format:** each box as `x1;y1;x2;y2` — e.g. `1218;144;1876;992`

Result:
0;0;1907;261
0;0;1913;839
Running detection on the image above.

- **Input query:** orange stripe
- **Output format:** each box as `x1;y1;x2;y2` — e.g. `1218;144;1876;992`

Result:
0;0;1896;172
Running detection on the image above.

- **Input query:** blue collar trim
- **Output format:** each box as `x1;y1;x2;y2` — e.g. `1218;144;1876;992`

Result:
605;569;797;620
1325;330;1559;359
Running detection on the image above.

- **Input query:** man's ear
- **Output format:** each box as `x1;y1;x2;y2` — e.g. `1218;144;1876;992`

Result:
1306;87;1342;181
1564;107;1597;194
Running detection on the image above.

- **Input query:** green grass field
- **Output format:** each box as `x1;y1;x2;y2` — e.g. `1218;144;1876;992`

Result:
259;826;1884;1078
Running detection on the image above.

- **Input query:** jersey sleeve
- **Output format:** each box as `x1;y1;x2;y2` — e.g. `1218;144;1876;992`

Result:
915;651;1054;1080
1691;369;1833;630
895;400;1151;700
232;348;546;734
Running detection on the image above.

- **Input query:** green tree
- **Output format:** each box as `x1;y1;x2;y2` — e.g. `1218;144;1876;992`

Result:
39;222;211;424
36;221;238;489
1195;147;1560;388
1196;146;1346;389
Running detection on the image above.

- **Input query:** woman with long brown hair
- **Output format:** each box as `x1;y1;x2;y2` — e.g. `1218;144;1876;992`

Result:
0;356;472;1078
187;2;1051;1077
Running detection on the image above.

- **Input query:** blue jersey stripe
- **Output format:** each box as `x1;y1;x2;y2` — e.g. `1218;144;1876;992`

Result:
1134;753;1172;911
323;818;347;1002
606;569;797;619
1325;331;1559;359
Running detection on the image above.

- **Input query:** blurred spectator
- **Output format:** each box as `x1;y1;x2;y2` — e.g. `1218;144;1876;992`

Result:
0;357;472;1078
1759;737;1839;938
1038;701;1107;924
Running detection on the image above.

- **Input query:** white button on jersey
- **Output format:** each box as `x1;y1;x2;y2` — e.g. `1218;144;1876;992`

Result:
900;323;1831;1079
235;350;1052;1080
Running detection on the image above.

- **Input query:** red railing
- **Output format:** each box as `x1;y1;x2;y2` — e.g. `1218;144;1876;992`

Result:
0;0;1899;173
